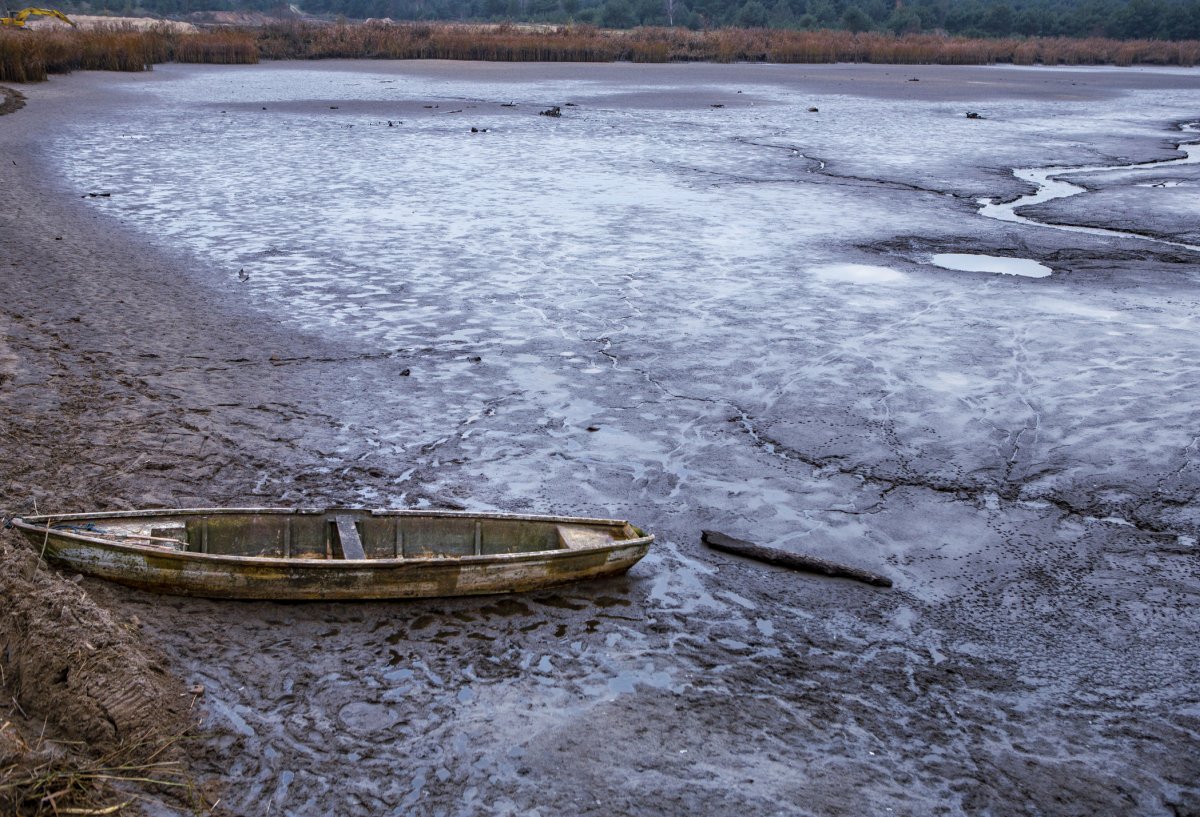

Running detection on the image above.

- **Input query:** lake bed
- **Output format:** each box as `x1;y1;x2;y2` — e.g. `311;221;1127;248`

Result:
7;61;1200;815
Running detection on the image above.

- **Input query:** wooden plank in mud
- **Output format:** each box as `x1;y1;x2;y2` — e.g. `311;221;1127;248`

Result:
701;530;892;588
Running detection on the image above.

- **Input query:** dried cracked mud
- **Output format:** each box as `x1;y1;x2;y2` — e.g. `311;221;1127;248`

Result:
2;63;1199;816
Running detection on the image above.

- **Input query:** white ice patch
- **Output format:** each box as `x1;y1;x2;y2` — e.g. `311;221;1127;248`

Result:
1025;297;1120;320
809;263;907;285
930;253;1051;278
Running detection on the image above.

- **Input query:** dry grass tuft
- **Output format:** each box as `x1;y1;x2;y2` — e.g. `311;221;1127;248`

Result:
0;717;198;817
0;532;210;814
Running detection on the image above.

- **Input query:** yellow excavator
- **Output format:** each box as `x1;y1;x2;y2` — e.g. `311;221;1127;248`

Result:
0;7;77;27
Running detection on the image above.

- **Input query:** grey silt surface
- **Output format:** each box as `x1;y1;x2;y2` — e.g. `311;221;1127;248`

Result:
2;62;1198;815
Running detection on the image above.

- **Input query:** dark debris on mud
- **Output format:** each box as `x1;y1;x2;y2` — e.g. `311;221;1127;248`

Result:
0;86;26;117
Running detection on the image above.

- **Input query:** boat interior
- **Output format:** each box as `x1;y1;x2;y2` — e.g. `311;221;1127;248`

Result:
47;511;640;560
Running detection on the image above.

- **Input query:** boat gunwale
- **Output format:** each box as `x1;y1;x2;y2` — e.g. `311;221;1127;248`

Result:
9;508;654;568
13;507;633;527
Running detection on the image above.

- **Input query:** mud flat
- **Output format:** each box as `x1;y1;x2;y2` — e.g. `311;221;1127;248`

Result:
0;78;420;812
3;64;1200;815
1016;152;1200;246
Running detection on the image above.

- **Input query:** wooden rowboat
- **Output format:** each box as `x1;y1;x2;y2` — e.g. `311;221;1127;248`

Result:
8;507;653;600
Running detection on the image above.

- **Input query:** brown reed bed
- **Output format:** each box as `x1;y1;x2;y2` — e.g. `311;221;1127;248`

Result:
250;22;1200;68
0;26;256;83
2;22;1197;84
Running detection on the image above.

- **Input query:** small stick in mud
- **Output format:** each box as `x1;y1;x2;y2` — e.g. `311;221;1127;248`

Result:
701;530;892;588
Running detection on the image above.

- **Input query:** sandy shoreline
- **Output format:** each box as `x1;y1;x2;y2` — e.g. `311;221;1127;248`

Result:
3;65;1199;816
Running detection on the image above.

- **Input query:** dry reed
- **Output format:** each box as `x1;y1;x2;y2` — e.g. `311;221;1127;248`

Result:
0;721;198;817
0;26;256;83
2;22;1197;84
251;22;1200;67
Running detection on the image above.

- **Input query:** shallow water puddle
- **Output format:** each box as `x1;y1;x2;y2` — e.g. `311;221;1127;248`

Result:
930;253;1052;278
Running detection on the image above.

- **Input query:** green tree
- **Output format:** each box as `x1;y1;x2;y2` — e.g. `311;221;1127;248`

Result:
527;0;560;17
1160;0;1200;37
1014;8;1042;35
886;7;921;33
805;0;836;24
1106;0;1164;38
981;2;1012;35
910;0;948;30
633;0;664;22
736;0;768;25
601;0;634;25
1070;0;1119;37
840;5;870;30
678;4;702;27
768;0;796;27
861;0;887;22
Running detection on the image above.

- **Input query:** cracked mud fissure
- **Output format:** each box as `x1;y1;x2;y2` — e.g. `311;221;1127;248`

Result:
980;120;1200;253
3;63;1200;816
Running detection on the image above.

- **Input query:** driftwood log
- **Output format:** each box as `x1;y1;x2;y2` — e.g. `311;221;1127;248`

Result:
701;530;893;588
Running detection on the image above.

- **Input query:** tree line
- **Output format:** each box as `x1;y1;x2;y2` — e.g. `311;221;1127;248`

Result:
65;0;1200;41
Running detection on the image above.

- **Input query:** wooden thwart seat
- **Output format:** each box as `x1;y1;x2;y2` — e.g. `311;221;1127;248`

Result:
335;515;367;560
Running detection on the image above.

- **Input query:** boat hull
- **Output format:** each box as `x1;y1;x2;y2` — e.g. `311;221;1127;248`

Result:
10;508;653;600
